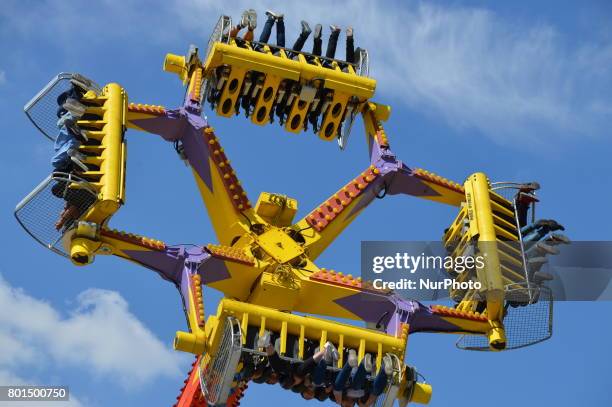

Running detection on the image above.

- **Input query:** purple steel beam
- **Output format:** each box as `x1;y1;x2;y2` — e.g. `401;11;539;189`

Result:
333;289;471;335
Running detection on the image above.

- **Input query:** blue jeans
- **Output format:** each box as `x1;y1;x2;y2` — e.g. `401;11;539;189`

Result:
292;31;310;52
325;29;340;59
313;358;328;386
258;16;285;47
52;113;80;170
346;35;354;63
333;361;367;392
371;368;388;396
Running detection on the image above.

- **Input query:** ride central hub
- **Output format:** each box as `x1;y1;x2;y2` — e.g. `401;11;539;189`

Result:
254;227;304;264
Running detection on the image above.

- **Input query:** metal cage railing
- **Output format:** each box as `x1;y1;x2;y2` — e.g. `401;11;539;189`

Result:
491;182;539;293
338;103;358;150
374;353;403;407
199;316;243;405
24;72;100;141
201;15;232;109
205;15;232;63
456;282;553;351
14;172;98;257
356;48;370;77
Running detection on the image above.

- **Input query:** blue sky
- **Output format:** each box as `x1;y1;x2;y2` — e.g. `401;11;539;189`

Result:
0;1;611;406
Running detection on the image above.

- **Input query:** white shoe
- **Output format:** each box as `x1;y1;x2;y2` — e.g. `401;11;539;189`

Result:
70;75;94;92
348;349;357;368
256;330;271;348
68;149;88;171
246;9;257;30
324;341;339;364
382;354;393;376
239;10;249;28
70;156;89;172
265;10;283;20
363;353;372;373
63;98;87;118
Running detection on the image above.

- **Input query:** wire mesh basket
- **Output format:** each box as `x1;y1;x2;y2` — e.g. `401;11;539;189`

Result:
338;104;358;150
201;16;232;109
356;48;370;77
199;316;243;405
456;282;553;351
24;72;100;141
15;173;98;257
374;353;404;407
205;15;232;63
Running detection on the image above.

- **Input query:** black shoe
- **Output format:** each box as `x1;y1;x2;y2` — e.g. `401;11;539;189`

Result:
329;24;341;33
535;219;565;231
301;20;311;35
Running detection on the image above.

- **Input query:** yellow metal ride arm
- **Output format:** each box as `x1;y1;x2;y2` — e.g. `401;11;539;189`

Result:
124;66;257;246
292;102;466;261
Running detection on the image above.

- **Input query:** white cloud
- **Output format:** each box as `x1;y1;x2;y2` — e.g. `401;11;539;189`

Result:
0;275;185;393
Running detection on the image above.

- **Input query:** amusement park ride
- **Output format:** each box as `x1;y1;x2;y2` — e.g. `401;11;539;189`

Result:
15;15;556;407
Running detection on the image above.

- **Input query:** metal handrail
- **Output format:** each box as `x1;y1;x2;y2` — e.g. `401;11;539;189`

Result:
14;172;97;257
23;72;100;140
199;317;243;405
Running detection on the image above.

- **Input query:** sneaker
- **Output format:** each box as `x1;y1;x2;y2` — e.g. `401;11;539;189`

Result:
382;354;393;376
256;330;271;348
535;242;560;255
535;219;565;231
313;24;322;39
265;10;283;20
346;26;353;37
363;353;372;373
246;9;257;30
347;349;357;368
323;341;339;364
534;219;556;228
300;20;311;35
70;156;89;172
330;24;341;33
527;256;548;267
517;191;537;204
533;271;554;282
63;98;86;118
68;148;87;162
67;148;88;171
55;204;80;231
64;121;88;141
239;10;249;28
547;233;570;244
70;77;89;91
519;182;540;191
